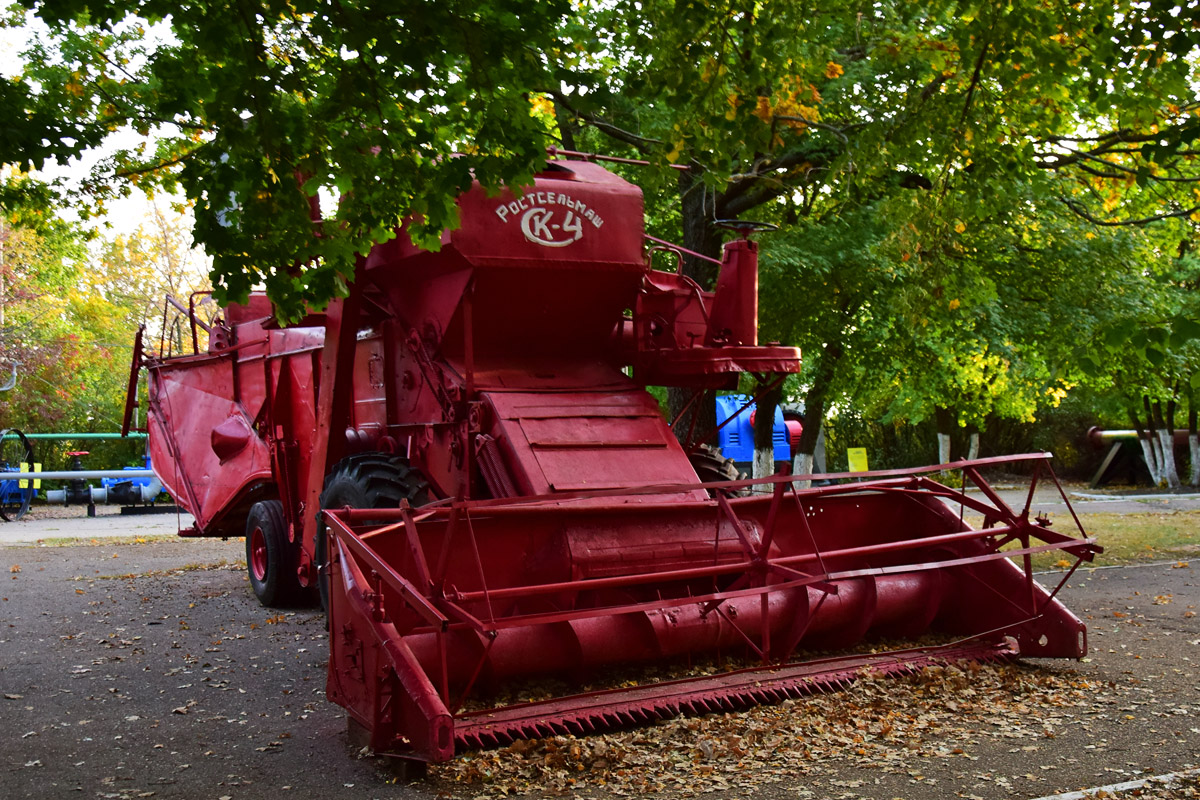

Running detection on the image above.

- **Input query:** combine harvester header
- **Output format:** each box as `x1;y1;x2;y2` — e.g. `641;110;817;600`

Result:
127;154;1100;765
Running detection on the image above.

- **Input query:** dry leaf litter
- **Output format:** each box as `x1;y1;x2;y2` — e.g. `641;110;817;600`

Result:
430;661;1113;797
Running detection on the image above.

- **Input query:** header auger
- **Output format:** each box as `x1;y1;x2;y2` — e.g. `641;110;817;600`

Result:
128;157;1099;764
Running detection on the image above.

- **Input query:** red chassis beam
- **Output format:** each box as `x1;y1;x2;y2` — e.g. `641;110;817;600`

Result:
322;454;1099;763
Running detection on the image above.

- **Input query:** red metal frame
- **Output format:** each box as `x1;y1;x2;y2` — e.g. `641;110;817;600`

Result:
323;454;1098;762
121;325;145;436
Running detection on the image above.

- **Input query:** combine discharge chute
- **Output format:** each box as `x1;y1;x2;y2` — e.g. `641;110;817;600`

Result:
129;155;1099;765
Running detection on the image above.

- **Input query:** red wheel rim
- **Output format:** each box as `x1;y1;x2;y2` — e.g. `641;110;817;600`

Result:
249;526;268;582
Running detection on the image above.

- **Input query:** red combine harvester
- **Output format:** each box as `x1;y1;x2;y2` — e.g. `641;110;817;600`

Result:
126;157;1099;765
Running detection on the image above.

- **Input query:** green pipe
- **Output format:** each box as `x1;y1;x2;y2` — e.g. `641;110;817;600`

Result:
0;432;148;439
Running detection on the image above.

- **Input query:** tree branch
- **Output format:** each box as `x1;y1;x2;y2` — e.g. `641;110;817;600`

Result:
959;38;990;124
1038;117;1200;167
721;147;828;205
719;175;804;217
1059;197;1200;226
1043;143;1200;183
114;149;199;179
772;114;850;145
549;91;661;153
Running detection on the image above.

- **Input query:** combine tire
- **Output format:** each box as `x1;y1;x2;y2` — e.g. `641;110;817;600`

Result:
689;444;743;497
316;453;429;612
245;499;302;607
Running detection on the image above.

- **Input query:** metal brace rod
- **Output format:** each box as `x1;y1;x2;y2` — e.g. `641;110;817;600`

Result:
327;514;449;631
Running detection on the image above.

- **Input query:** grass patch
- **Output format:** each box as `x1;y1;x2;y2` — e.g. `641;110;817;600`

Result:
28;534;180;547
991;510;1200;572
1075;511;1200;563
77;559;243;580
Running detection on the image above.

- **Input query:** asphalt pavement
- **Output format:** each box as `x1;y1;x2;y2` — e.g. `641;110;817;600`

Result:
0;497;1197;799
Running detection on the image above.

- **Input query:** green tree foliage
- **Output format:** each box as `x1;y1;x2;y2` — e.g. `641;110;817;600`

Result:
0;174;206;446
5;0;569;318
1;171;93;430
560;1;1200;460
563;2;1199;241
6;1;1200;472
1070;216;1200;486
758;183;1144;456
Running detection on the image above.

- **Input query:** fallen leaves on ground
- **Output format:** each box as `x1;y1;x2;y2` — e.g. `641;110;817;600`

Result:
432;662;1110;797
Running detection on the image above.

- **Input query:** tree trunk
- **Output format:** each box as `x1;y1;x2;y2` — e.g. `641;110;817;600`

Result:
667;170;724;445
752;381;784;490
1167;395;1184;490
678;170;723;289
813;422;827;474
1130;408;1161;486
792;342;843;489
667;389;716;449
1189;400;1199;488
1153;399;1181;489
965;423;980;461
552;100;578;152
935;406;955;465
1156;427;1179;488
792;422;818;488
1141;397;1165;485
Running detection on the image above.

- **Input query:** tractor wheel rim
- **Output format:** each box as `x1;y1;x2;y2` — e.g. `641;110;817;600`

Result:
250;527;268;581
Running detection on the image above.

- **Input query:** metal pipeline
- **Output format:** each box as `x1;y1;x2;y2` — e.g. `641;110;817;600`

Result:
0;432;148;440
36;470;163;505
1087;426;1191;447
21;469;156;481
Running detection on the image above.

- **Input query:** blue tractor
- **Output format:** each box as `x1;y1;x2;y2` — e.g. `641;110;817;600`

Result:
714;395;803;474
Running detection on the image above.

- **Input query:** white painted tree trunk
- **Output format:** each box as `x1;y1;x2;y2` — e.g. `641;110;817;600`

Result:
792;452;813;490
1139;435;1162;486
937;433;952;465
1189;433;1200;488
1158;429;1182;489
752;446;774;493
967;432;980;461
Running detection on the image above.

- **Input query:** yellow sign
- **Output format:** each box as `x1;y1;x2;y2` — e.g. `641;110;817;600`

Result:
18;463;42;489
847;448;869;473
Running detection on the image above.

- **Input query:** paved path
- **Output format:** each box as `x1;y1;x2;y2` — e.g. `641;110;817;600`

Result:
958;484;1200;516
0;508;194;545
1;508;1197;799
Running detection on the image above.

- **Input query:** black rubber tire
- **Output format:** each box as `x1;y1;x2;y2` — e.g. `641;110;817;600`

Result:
689;444;743;497
0;428;34;522
316;453;429;612
245;499;302;607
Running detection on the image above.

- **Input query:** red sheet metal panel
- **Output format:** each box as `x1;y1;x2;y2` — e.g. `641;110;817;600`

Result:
146;321;325;536
455;163;645;270
367;161;645;273
486;390;707;500
147;358;272;532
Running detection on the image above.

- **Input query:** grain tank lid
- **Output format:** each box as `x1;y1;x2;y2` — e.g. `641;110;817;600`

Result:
532;159;639;186
448;160;646;269
362;160;647;272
